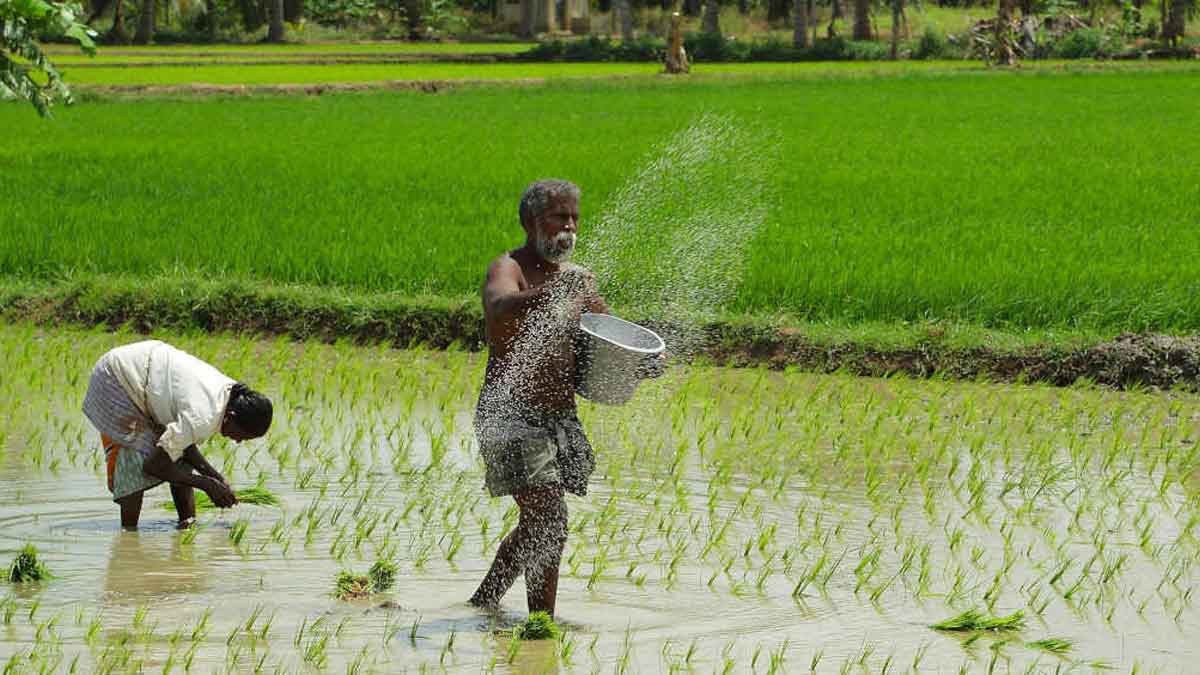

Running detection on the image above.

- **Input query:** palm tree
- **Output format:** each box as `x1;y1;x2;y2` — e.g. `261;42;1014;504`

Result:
852;0;871;40
1162;0;1190;43
617;0;633;41
703;0;720;34
995;0;1016;64
266;0;286;41
889;0;903;58
793;0;810;47
133;0;154;44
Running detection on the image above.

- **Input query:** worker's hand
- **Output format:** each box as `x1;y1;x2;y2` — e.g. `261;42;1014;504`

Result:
204;478;238;509
637;352;668;379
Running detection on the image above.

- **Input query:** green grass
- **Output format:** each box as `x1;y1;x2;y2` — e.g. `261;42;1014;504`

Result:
5;67;1200;331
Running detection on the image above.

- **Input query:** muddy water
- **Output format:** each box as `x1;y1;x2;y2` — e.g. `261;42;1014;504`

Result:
2;326;1199;673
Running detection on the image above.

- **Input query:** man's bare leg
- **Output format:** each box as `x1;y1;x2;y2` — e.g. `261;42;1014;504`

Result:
117;492;143;530
524;488;567;616
171;483;196;529
469;487;567;613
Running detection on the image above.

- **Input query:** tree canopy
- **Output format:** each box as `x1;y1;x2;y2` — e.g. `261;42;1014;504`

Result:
1;0;96;116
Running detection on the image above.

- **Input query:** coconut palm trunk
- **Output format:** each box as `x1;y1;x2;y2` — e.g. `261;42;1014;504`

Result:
852;0;871;40
1163;0;1187;43
618;0;633;40
889;0;902;58
266;0;286;41
108;0;130;43
793;0;810;47
703;0;720;34
995;0;1016;64
132;0;154;44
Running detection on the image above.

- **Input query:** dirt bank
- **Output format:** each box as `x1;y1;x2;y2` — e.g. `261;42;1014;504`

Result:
3;275;1198;390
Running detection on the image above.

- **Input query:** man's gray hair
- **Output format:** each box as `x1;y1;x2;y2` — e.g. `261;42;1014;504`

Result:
519;179;581;228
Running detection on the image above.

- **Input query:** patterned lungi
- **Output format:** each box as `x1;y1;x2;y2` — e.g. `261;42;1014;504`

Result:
475;402;595;498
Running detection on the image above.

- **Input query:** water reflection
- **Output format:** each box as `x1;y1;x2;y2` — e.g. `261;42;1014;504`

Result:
102;530;211;605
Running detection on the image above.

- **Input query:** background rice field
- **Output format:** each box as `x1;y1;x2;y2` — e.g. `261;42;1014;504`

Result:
2;323;1198;672
5;67;1200;332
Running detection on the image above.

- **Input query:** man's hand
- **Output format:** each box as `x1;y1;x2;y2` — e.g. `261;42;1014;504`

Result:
202;477;238;508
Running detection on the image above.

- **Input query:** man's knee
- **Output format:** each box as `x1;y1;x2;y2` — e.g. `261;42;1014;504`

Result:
517;487;568;547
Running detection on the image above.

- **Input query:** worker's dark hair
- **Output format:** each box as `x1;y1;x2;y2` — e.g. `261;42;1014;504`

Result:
228;383;273;438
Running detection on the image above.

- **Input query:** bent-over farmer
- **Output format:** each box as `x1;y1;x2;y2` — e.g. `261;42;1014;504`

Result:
82;340;273;530
469;179;662;617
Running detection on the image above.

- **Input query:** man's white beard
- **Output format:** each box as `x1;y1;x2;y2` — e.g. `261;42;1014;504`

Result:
536;231;576;264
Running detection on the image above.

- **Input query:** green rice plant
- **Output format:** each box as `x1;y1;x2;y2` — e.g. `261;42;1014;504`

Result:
1025;638;1073;654
931;609;1026;632
7;545;52;583
334;572;372;600
368;560;397;593
514;612;561;641
160;486;280;513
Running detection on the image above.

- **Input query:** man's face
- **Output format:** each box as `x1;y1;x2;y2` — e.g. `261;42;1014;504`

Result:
531;197;579;264
221;416;258;443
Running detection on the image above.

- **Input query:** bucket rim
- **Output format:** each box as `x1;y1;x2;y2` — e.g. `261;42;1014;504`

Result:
579;312;665;355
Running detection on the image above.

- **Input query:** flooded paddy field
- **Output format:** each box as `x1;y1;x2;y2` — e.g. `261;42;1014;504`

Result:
2;323;1198;673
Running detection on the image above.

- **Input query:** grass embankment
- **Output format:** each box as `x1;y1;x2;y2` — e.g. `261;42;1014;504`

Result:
4;274;1199;389
6;69;1200;385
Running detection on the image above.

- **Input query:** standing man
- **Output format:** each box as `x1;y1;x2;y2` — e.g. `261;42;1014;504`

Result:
82;340;273;530
468;179;610;617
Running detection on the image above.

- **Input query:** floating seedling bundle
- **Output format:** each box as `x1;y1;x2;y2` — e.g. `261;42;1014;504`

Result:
7;545;51;583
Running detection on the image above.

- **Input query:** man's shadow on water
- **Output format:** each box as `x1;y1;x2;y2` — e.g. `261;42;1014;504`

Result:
102;527;214;605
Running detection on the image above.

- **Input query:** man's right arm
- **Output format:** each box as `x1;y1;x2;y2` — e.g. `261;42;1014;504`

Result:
144;448;237;507
483;257;547;320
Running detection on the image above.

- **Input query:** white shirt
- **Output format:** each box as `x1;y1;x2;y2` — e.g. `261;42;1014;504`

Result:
104;340;236;461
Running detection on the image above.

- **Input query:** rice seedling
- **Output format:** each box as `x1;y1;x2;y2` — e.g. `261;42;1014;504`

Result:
931;609;1026;633
1026;638;1073;655
7;545;52;583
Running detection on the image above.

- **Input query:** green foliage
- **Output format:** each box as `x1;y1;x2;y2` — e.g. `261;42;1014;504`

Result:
514;611;561;640
368;560;397;592
931;609;1026;632
0;0;96;116
913;26;947;59
7;544;52;583
523;35;666;61
523;34;898;63
1053;28;1108;58
305;0;375;28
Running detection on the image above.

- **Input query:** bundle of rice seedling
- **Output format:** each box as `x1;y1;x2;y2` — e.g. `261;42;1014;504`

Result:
930;609;1025;632
515;611;561;640
334;559;398;600
334;571;372;600
8;544;52;583
162;486;281;512
369;560;397;593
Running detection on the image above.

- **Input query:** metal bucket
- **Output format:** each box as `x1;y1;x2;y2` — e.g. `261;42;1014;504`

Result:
575;313;666;406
